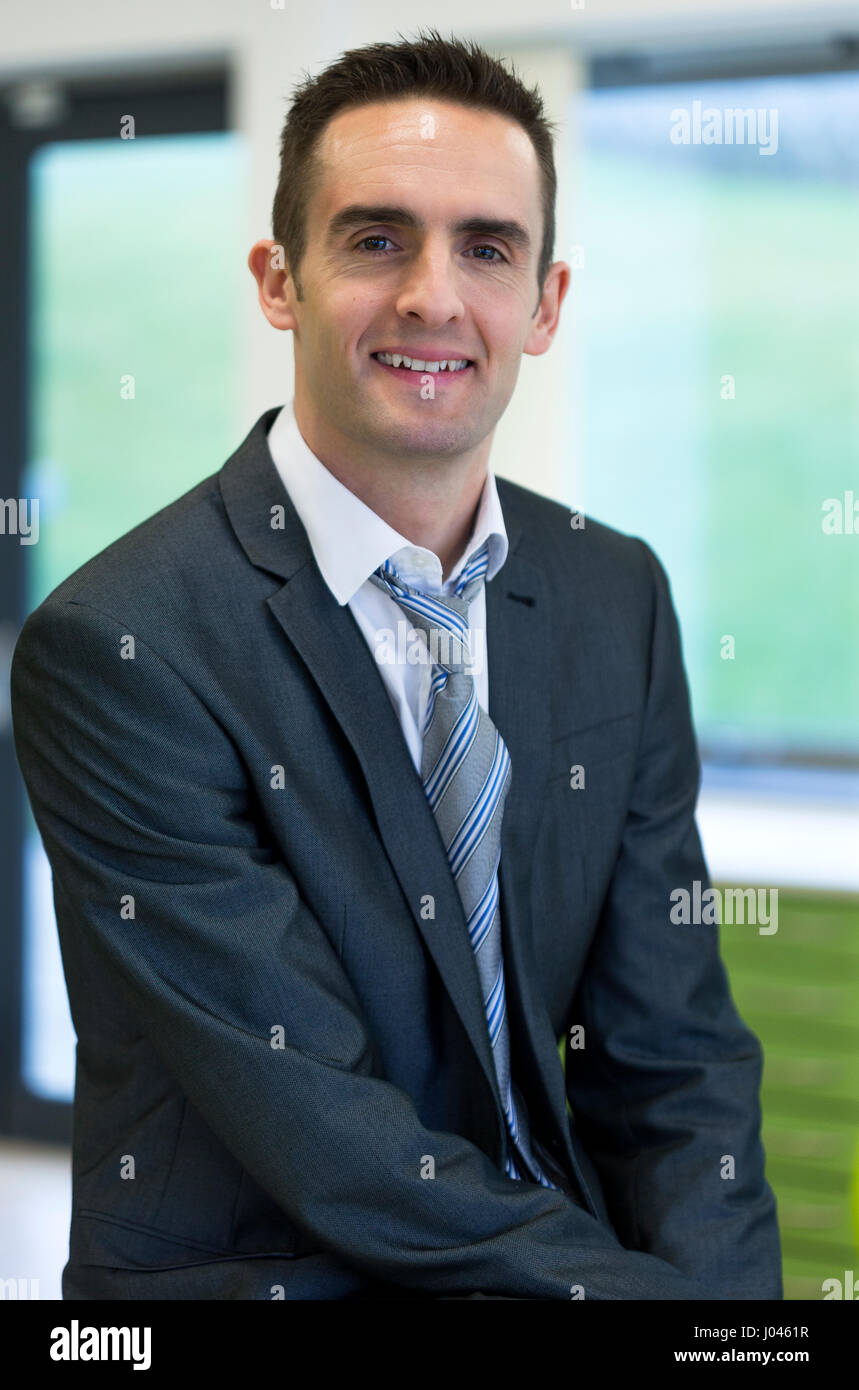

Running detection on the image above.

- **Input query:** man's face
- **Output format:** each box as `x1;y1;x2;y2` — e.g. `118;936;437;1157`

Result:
272;98;566;463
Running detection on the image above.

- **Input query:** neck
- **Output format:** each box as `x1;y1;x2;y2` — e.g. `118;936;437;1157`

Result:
292;391;492;582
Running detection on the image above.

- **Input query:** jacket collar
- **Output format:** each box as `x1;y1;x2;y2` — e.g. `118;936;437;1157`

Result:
264;401;509;603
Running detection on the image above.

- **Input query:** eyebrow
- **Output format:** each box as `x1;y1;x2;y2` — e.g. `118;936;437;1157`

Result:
326;204;532;255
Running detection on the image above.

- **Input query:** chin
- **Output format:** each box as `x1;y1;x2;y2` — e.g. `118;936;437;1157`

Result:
361;398;488;457
376;420;481;459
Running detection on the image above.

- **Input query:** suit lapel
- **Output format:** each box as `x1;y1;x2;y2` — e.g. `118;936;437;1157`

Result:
219;411;597;1209
269;566;510;1141
220;410;506;1153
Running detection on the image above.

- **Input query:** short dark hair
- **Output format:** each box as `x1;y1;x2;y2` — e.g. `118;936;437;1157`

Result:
271;28;558;306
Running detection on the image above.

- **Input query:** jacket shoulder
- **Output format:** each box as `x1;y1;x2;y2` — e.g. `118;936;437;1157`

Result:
20;409;282;638
495;474;662;586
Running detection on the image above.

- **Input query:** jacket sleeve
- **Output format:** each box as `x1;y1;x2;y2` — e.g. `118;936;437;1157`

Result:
12;594;725;1301
565;540;783;1299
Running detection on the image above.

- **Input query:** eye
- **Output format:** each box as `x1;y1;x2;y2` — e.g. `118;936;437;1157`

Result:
355;236;395;256
353;237;508;263
468;244;506;263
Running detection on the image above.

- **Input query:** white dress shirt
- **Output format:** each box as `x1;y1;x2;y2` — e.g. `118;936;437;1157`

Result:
266;401;509;774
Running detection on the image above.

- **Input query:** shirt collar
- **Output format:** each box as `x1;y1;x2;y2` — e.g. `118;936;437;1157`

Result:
265;400;509;605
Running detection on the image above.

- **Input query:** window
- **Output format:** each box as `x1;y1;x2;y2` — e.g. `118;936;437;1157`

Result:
1;71;244;1137
576;70;859;761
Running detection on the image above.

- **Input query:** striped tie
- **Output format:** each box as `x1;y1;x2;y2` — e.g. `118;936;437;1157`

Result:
369;540;559;1189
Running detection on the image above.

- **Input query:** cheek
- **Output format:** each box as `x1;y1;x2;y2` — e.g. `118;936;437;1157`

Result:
323;296;388;364
468;295;532;363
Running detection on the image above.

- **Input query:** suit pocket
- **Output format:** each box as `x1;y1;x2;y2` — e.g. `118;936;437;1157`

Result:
76;1207;308;1271
546;711;638;786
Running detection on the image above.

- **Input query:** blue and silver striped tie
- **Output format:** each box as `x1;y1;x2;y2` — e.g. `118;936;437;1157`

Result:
369;540;559;1189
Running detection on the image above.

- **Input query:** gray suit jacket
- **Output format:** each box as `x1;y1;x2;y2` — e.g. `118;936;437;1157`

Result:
11;406;782;1299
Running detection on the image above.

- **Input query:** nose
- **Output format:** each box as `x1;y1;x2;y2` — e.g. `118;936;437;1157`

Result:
394;239;465;326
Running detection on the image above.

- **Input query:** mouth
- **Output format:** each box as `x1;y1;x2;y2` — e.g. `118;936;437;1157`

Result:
371;351;474;379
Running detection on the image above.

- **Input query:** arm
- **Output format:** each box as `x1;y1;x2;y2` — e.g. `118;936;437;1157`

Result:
566;541;783;1299
12;596;724;1301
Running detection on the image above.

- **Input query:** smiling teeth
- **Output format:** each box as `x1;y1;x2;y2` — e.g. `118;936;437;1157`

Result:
375;353;469;372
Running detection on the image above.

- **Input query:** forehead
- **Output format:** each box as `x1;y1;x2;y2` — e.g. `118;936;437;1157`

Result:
310;98;542;236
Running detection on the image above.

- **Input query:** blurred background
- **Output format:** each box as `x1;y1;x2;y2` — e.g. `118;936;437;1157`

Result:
0;0;856;1301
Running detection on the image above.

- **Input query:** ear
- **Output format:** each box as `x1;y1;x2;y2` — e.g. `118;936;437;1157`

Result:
247;239;299;332
522;261;570;358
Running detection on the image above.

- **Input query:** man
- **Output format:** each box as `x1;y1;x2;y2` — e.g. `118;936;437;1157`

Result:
11;30;781;1300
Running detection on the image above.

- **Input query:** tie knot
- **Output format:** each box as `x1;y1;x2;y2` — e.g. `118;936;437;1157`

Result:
368;539;490;675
